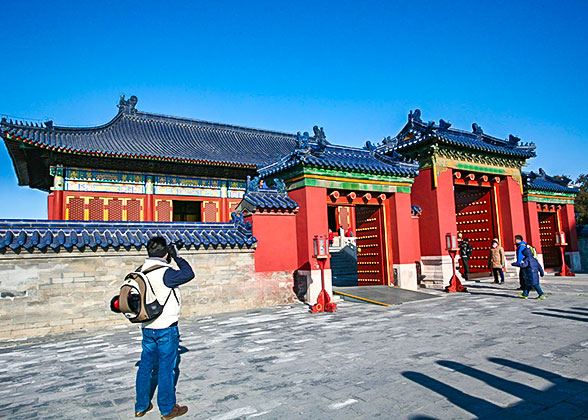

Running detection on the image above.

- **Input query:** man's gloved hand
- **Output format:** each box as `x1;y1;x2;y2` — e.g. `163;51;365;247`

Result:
167;243;179;261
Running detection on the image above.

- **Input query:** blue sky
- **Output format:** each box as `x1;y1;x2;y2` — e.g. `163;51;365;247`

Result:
1;0;586;219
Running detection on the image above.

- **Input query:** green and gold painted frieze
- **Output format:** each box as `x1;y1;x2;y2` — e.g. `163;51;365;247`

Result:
279;167;414;193
61;166;246;196
523;190;576;205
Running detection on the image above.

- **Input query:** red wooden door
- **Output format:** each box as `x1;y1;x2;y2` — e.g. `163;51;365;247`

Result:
455;186;495;273
539;212;559;268
355;205;385;285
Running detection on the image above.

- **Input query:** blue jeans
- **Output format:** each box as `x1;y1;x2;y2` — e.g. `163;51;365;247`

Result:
522;284;544;297
135;326;179;415
492;268;505;283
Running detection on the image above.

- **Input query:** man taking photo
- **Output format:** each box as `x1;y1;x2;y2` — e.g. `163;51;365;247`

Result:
135;236;194;419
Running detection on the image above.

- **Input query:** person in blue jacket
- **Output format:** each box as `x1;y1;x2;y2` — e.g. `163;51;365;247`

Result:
514;235;528;290
512;246;545;299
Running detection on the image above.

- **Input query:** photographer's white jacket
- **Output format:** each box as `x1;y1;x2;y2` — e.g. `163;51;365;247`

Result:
141;258;181;330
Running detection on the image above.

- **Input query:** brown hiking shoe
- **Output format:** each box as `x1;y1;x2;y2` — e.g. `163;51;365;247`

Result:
161;404;188;420
135;402;153;417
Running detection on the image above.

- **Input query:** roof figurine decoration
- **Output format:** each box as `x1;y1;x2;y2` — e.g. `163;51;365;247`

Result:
523;168;580;194
439;119;452;130
0;217;257;252
117;94;138;114
235;176;299;214
379;109;537;159
312;125;328;155
472;123;484;137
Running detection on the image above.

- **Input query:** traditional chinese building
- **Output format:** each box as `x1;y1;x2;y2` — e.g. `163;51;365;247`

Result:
0;96;581;296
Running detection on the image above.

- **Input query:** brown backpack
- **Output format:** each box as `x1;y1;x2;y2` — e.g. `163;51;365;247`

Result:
118;265;178;323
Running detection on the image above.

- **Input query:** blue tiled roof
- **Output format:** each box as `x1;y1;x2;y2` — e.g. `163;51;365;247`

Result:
523;170;579;194
258;143;419;178
0;214;256;251
0;96;298;168
241;190;299;211
379;110;536;159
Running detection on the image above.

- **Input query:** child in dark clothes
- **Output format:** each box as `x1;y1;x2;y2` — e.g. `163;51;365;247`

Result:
512;246;545;299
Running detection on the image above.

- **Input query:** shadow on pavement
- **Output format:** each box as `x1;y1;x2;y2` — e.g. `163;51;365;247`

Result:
544;308;588;317
402;357;588;419
531;312;588;323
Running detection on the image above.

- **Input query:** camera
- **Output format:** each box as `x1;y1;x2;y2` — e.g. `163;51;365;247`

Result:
166;240;184;263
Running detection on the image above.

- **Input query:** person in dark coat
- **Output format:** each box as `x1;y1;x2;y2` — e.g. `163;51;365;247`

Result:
459;237;473;281
512;246;545;299
514;235;528;290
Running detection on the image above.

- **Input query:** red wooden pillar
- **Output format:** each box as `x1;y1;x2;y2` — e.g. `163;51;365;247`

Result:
498;176;526;251
349;205;357;236
385;192;420;289
54;190;64;220
522;201;543;254
220;181;229;223
49;165;65;220
288;186;330;303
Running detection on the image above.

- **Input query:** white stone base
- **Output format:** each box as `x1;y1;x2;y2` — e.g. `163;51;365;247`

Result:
420;255;458;288
393;263;418;290
298;269;333;304
566;251;582;272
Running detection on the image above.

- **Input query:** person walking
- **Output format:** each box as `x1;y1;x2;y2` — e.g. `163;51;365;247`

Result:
514;235;527;290
513;245;545;299
488;238;505;284
459;237;473;281
134;236;194;419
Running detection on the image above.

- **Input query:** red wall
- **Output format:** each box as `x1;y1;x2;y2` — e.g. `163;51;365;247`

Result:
498;176;526;250
411;168;457;256
289;186;329;271
246;213;298;272
386;192;420;264
523;201;543;253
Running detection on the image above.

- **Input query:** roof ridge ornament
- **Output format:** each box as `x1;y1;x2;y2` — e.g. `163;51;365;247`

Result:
507;134;520;147
44;120;54;130
408;109;422;123
296;131;310;149
363;140;378;151
439;119;451;130
246;175;261;193
311;125;328;155
118;94;138;114
472;123;483;136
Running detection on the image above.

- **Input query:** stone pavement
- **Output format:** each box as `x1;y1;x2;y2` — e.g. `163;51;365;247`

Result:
1;273;587;420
